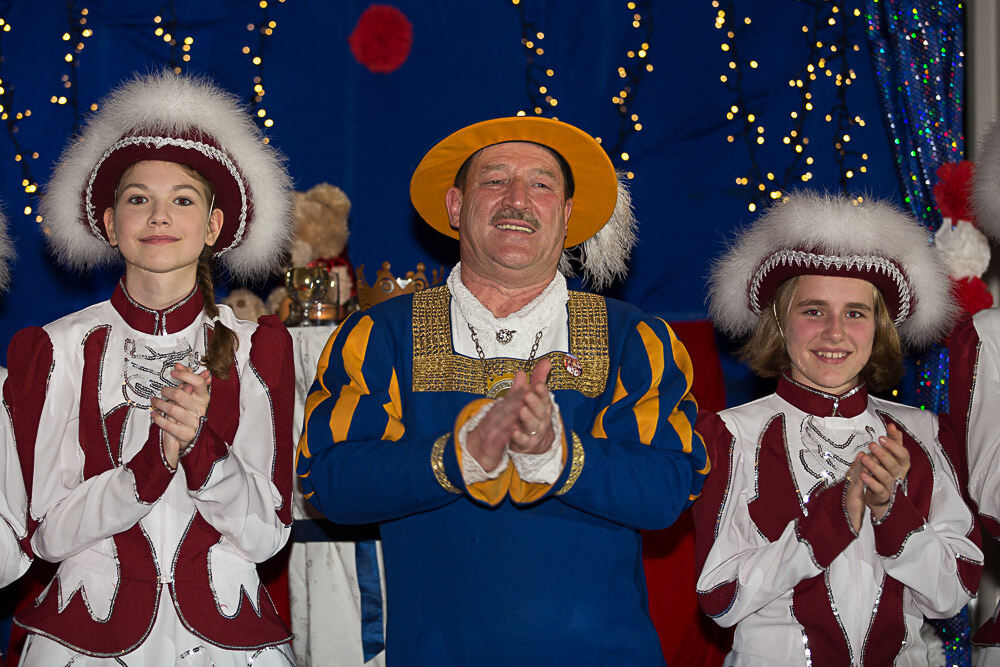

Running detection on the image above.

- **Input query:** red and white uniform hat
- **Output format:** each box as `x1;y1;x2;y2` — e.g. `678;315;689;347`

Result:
41;70;293;279
708;191;954;347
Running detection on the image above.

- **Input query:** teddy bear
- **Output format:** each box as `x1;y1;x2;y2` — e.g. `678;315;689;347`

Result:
221;287;270;321
221;183;354;323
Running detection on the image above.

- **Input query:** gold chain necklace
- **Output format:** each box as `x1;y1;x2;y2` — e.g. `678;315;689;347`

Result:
467;324;543;398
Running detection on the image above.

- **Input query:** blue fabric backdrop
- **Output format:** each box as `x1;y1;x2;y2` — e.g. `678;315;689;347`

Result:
0;1;917;405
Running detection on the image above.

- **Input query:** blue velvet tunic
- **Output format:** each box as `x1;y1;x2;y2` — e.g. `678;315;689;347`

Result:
298;286;708;665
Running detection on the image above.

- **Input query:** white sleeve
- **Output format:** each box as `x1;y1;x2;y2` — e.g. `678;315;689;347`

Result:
0;369;31;587
178;321;292;563
875;416;982;618
696;451;824;627
968;314;1000;522
23;331;169;562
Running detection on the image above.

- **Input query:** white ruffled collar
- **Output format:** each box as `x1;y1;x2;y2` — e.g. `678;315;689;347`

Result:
447;262;568;359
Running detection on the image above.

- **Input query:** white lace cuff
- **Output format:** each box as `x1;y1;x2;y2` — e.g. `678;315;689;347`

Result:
509;396;564;484
457;401;509;484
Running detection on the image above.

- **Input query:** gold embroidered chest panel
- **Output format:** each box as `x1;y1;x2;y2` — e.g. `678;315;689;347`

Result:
411;286;609;397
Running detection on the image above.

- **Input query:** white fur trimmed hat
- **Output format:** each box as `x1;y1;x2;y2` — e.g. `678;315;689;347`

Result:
708;191;954;347
40;70;293;279
0;204;12;293
972;121;1000;243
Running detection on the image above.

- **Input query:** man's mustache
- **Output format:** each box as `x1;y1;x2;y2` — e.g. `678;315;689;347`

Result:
490;208;540;230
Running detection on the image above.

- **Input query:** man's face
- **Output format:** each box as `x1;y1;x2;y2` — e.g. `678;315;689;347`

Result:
446;142;572;286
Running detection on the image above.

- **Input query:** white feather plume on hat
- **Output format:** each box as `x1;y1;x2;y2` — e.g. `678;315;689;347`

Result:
40;70;293;279
972;120;1000;244
560;173;637;289
708;191;954;348
0;205;13;293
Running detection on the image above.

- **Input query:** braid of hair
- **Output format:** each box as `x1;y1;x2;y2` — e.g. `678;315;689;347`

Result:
196;247;239;379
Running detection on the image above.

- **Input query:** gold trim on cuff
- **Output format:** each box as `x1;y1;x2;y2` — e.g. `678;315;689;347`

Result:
555;431;585;496
431;433;462;494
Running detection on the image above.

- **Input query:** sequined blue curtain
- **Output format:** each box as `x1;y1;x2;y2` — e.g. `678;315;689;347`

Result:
864;0;963;414
863;3;968;662
863;0;964;229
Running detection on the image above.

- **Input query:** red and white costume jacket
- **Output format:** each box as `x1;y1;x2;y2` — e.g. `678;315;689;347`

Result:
4;282;294;659
694;377;981;666
0;367;33;588
948;308;1000;660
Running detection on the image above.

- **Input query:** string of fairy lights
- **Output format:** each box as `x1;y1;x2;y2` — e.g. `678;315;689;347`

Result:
0;2;290;226
243;0;286;141
51;3;92;135
607;1;653;180
0;15;42;224
510;0;652;179
152;3;195;74
715;0;870;212
510;2;557;117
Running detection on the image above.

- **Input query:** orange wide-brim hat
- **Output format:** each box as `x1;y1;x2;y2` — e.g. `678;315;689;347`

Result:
410;117;617;248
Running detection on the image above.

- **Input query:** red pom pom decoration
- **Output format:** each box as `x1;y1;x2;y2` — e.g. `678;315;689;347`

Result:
348;5;414;74
933;160;975;222
952;276;994;316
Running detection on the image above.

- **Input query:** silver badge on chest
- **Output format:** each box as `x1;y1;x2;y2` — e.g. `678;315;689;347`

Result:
798;415;875;485
122;337;202;408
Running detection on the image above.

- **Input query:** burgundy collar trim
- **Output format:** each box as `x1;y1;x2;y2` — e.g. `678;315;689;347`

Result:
111;280;204;335
776;375;868;418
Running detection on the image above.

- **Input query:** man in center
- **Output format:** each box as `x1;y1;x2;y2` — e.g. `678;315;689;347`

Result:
297;117;708;664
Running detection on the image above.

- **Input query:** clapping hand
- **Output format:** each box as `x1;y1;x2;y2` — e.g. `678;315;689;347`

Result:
844;424;908;531
467;359;555;471
151;363;212;469
859;424;908;521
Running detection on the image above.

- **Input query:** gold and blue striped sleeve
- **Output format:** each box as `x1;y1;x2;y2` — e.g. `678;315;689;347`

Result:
554;316;710;529
296;313;457;524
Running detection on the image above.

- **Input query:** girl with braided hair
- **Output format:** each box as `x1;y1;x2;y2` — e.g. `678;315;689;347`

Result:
5;71;296;665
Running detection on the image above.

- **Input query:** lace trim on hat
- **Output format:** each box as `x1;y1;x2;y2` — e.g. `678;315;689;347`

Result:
85;135;248;256
749;249;912;325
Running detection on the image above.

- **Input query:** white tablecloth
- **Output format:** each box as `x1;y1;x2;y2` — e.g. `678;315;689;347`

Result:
288;326;386;667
